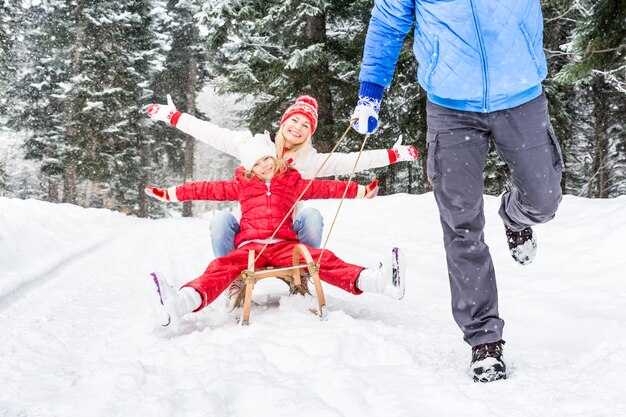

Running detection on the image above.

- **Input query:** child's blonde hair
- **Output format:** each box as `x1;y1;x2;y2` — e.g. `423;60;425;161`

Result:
243;156;288;180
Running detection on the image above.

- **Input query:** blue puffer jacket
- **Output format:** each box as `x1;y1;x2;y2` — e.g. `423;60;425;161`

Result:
359;0;548;113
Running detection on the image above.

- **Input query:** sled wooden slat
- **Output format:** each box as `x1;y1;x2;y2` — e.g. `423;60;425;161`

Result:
253;265;308;279
239;244;327;325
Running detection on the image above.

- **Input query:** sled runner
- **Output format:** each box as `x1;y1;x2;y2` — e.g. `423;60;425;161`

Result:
235;244;328;325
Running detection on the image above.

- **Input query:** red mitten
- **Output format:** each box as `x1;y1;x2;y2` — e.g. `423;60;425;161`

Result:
365;179;379;199
388;138;418;164
147;94;182;126
144;186;171;202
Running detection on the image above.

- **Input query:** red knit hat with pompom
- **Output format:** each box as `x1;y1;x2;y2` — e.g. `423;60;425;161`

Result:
280;95;319;134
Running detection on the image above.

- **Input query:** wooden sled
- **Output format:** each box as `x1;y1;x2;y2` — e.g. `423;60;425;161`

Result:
236;244;328;325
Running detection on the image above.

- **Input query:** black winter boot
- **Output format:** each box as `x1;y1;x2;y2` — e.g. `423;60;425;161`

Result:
470;340;507;382
505;226;537;265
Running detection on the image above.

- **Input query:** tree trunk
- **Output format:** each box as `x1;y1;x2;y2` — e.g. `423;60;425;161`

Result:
62;161;78;204
305;14;333;152
48;178;60;203
182;52;197;217
137;142;150;217
417;88;431;192
62;0;84;206
590;76;609;198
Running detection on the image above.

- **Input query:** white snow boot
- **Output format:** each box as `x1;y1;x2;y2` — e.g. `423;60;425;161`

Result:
149;272;201;327
356;247;406;300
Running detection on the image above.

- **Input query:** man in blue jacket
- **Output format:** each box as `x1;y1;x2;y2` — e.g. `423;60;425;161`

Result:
352;0;564;382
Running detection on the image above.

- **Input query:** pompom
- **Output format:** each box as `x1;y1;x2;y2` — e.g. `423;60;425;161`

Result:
295;95;318;111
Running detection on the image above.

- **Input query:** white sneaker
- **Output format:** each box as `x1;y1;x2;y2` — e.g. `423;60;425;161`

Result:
149;272;195;327
357;247;406;300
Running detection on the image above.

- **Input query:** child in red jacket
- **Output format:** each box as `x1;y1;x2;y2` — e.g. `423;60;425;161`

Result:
145;136;406;327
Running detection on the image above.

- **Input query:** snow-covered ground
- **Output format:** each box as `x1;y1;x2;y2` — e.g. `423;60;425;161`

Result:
1;193;625;417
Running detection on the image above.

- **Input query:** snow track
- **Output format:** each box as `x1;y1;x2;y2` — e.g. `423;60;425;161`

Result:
0;231;124;309
1;195;625;417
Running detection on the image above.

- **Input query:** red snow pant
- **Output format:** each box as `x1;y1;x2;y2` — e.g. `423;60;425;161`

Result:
182;241;365;311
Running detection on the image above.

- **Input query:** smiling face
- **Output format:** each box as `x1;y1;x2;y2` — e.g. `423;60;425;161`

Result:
251;156;277;181
280;113;312;149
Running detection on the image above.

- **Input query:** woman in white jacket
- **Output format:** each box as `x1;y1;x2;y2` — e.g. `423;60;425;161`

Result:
148;94;418;257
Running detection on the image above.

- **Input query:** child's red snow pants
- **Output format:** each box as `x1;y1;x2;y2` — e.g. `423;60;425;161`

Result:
183;241;365;311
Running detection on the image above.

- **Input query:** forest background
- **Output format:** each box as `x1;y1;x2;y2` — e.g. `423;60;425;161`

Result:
0;0;624;218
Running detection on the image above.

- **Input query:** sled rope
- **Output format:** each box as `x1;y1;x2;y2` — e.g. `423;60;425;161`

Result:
251;119;369;266
316;129;370;264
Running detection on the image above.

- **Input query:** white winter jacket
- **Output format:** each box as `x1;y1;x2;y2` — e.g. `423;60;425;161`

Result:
176;114;391;179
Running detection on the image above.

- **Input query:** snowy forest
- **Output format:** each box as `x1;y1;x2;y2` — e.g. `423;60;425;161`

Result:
0;0;625;218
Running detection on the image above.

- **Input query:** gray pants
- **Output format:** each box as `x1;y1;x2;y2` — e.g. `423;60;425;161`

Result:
426;92;563;346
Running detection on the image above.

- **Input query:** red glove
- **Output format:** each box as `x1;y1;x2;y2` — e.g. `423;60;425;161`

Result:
388;138;418;164
147;94;182;126
144;186;171;202
365;179;379;199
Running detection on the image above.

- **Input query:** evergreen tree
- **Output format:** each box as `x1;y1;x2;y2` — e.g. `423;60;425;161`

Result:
1;1;19;196
554;0;626;197
556;0;626;94
200;0;425;194
202;1;340;140
5;2;74;201
0;0;17;93
149;0;207;217
75;0;170;215
541;0;579;193
7;0;174;212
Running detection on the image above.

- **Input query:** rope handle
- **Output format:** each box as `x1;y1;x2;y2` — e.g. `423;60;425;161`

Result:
316;129;370;263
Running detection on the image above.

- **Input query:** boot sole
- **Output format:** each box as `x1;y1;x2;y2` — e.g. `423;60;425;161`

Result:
391;247;406;300
150;271;172;327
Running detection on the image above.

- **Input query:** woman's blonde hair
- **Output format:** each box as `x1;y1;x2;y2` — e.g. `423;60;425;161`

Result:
274;123;313;160
243;156;288;180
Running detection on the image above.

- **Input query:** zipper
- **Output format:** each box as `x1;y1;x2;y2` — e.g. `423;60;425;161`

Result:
265;181;272;228
469;0;489;112
519;22;541;76
424;37;440;87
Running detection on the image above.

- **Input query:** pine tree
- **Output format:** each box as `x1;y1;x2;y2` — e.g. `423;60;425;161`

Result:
541;0;579;193
199;0;425;194
554;0;626;197
149;0;207;217
0;0;17;94
7;0;174;211
75;0;171;215
1;0;19;196
5;2;74;201
556;0;626;94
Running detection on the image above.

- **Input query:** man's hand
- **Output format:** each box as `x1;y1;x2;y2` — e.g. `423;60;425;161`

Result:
351;96;380;135
352;82;384;135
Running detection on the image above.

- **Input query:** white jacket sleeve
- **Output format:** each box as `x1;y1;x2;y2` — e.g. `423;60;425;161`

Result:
175;113;254;160
293;145;390;179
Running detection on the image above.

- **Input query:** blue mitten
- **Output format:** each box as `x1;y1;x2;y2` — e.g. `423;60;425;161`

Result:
351;82;384;134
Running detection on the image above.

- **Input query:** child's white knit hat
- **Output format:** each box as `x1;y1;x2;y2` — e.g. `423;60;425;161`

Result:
240;134;277;170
